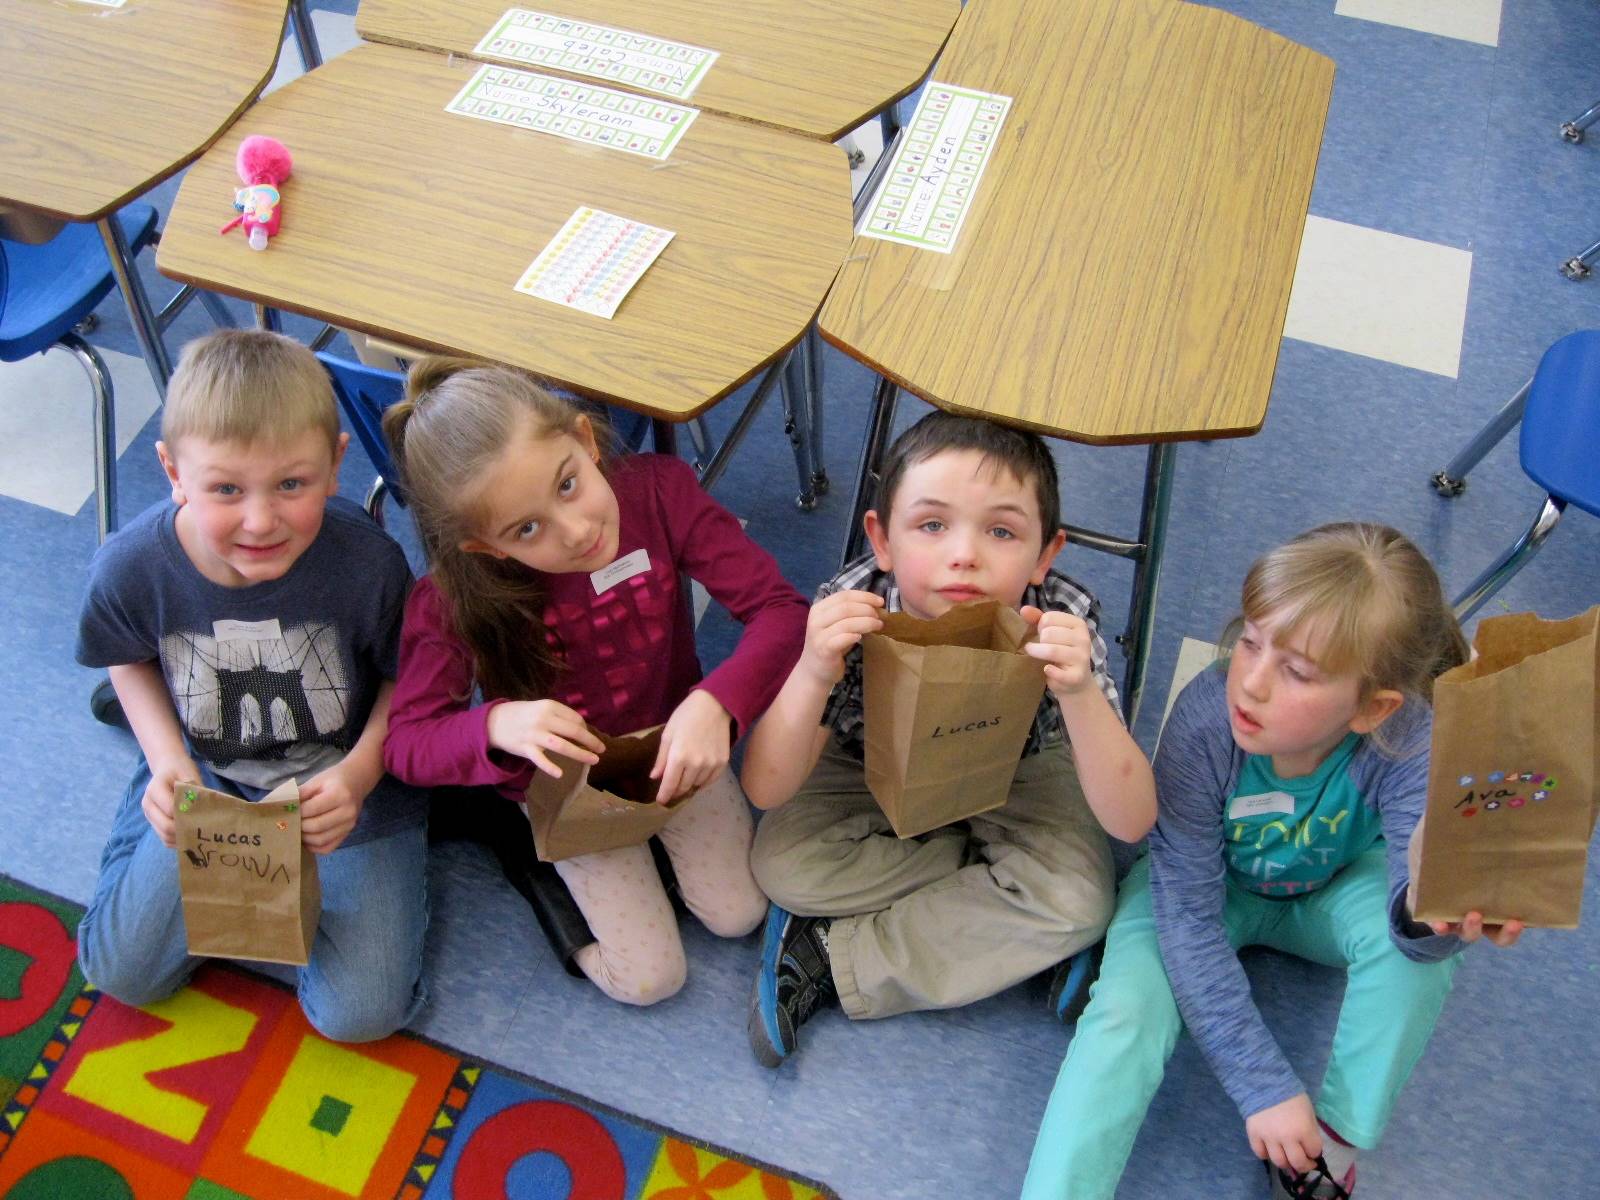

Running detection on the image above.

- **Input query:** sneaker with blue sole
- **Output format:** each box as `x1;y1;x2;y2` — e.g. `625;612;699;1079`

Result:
748;903;836;1068
1048;940;1104;1025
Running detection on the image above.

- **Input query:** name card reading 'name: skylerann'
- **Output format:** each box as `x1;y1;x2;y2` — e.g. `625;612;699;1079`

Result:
859;83;1011;253
476;8;718;100
446;64;698;160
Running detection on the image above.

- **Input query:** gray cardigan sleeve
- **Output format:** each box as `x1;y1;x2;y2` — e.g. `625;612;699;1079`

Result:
1148;668;1306;1120
1346;704;1466;963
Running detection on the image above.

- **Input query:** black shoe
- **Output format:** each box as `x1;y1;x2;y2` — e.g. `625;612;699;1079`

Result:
1267;1157;1355;1199
1047;939;1104;1025
748;904;836;1067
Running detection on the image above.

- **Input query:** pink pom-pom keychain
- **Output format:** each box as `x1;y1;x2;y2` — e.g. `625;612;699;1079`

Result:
219;135;292;251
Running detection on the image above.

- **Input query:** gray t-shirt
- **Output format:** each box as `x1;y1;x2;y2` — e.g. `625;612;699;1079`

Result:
77;496;427;844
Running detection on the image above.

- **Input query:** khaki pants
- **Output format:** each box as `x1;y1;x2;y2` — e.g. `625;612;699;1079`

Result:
751;739;1115;1019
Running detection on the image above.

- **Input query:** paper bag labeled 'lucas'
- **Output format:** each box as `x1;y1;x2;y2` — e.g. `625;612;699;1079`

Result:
862;600;1046;838
1410;606;1599;929
525;725;689;862
175;779;321;965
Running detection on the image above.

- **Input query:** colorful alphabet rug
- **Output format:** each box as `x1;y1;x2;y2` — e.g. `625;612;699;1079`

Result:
0;875;835;1200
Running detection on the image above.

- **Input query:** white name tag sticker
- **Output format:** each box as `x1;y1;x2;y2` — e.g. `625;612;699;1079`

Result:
590;547;650;594
212;618;283;643
1228;790;1298;820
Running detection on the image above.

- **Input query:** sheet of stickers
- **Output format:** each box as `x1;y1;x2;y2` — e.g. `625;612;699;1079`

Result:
514;206;675;319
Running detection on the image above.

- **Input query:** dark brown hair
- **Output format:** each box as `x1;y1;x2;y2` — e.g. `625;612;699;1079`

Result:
874;411;1061;545
382;358;610;701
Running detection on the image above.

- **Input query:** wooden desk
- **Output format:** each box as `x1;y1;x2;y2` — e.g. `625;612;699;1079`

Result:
819;0;1334;719
0;0;290;388
355;0;959;140
156;43;853;421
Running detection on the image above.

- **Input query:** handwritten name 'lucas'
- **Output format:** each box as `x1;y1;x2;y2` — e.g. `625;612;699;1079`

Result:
931;716;1002;738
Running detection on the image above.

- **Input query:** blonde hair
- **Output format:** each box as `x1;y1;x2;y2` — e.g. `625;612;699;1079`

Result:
162;329;339;451
1222;523;1468;709
382;357;609;702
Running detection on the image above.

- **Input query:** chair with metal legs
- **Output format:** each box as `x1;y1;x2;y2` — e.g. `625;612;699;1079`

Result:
1558;99;1599;280
0;204;161;544
1440;330;1600;620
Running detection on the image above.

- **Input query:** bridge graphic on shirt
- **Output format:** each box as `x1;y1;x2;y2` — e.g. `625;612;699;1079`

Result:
160;621;351;765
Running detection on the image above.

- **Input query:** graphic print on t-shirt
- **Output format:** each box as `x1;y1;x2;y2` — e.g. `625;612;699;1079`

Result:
160;621;351;768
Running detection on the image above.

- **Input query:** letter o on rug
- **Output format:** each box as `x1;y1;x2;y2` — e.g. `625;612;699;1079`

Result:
454;1100;627;1199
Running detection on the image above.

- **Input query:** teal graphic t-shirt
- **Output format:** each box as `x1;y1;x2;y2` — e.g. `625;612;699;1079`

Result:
1224;734;1384;897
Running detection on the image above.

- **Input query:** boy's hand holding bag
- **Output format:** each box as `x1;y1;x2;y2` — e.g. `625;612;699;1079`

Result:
175;779;321;965
1410;606;1600;929
862;600;1046;838
525;724;692;861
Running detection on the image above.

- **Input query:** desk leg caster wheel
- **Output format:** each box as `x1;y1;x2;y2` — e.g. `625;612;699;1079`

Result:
1561;257;1592;281
90;676;127;727
1561;122;1585;143
1430;471;1466;497
811;470;830;497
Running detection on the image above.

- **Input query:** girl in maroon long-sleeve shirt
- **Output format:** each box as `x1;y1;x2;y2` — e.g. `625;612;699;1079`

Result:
383;359;806;1005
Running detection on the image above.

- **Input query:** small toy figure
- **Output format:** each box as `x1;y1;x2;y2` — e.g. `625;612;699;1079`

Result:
219;135;292;251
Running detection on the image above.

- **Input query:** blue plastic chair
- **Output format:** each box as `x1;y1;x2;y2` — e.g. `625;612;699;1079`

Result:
1447;330;1600;619
0;204;160;542
317;352;408;523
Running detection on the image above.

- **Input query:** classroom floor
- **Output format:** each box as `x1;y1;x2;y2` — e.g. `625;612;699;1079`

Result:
3;1;1598;1196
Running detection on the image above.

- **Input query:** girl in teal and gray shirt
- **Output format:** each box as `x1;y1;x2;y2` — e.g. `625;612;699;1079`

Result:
1022;523;1527;1200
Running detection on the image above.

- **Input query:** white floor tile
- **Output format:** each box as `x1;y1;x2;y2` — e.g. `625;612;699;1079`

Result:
263;10;361;96
0;348;161;516
1158;636;1220;744
1283;215;1473;378
1335;0;1502;48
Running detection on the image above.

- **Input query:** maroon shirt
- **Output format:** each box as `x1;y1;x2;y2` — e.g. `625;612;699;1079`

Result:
384;454;807;799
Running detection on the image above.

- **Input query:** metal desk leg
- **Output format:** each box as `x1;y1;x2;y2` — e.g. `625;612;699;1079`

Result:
805;324;828;495
97;216;171;396
1431;378;1530;496
781;343;818;510
1118;443;1176;728
253;304;284;332
842;373;900;566
288;0;323;70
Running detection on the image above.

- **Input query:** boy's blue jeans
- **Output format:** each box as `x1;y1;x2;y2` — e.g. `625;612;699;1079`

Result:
78;758;429;1043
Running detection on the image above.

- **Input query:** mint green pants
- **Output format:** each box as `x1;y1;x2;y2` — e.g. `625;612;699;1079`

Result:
1020;849;1459;1200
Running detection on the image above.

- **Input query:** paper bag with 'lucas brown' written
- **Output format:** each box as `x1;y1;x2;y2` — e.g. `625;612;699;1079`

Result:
175;779;321;965
1410;607;1599;929
524;725;690;862
862;600;1046;838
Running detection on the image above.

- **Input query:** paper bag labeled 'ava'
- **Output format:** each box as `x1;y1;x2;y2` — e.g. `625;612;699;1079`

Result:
525;725;689;862
176;779;321;965
1410;607;1599;929
862;600;1046;838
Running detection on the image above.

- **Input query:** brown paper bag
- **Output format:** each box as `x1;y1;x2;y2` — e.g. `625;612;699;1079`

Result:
175;779;321;965
1410;606;1600;929
524;725;689;862
862;600;1046;838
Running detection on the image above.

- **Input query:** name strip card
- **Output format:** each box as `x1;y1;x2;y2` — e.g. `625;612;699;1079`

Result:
446;64;698;160
859;83;1012;254
477;8;718;100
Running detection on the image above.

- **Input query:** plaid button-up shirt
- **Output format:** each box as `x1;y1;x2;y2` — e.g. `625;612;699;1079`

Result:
817;555;1121;761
